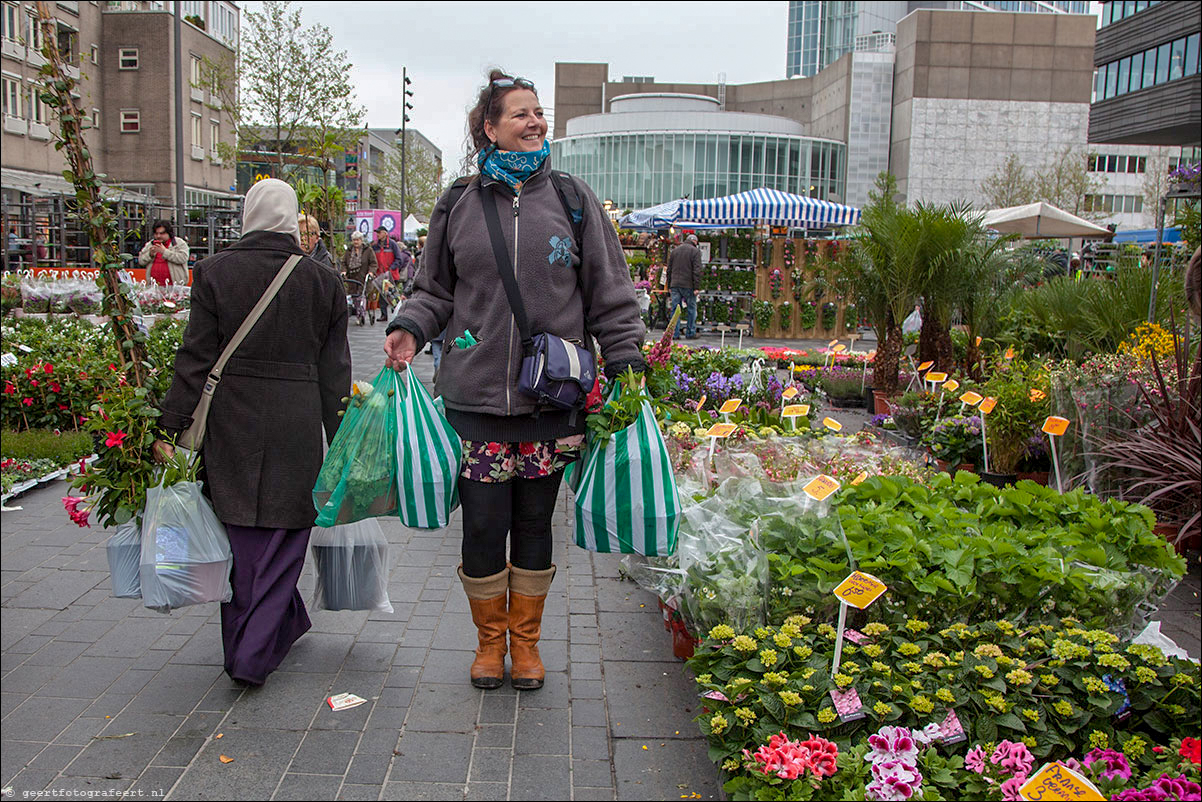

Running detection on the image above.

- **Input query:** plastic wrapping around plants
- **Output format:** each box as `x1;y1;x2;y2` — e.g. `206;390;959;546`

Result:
395;369;461;529
106;519;142;599
140;479;232;612
65;281;103;316
310;519;393;613
314;368;401;527
19;278;53;313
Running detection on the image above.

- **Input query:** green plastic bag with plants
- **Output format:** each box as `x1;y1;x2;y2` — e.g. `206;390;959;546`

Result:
313;367;401;527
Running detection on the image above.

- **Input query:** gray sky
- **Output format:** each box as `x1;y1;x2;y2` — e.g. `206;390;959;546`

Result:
246;1;788;172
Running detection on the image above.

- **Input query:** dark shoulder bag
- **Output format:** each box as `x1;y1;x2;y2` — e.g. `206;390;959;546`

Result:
479;189;595;415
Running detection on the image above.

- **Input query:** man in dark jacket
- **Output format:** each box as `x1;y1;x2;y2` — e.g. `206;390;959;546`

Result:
667;233;703;339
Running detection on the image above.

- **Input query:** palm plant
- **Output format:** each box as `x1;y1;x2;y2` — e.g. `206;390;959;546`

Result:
958;234;1034;374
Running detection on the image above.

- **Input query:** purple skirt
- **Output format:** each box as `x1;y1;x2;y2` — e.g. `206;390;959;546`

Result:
221;525;312;685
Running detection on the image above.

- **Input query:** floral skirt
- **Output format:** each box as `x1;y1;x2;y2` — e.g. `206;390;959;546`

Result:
460;436;584;483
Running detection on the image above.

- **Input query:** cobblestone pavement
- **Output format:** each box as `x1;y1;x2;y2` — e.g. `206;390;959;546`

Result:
3;321;1198;800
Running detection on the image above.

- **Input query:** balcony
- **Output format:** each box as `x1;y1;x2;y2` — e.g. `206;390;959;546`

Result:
4;116;28;135
26;49;46;68
190;86;204;102
209;152;222;165
2;39;23;60
29;121;51;140
63;63;80;80
191;144;205;161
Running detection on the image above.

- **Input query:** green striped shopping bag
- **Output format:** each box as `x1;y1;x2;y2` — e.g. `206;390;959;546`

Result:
395;370;461;529
569;398;680;556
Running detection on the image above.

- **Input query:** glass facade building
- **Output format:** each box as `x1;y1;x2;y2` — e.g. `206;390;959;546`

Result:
552;132;846;211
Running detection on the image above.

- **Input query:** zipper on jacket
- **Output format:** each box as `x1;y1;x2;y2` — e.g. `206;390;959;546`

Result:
505;191;521;415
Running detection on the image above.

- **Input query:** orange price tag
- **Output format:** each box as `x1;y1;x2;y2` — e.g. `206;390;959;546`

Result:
719;399;742;414
959;391;983;406
1030;388;1047;402
832;344;846;353
1005;346;1016;360
703;423;738;438
828;339;839;348
867;350;877;360
975;336;982;347
832;571;887;609
1018;762;1105;801
802;474;841;501
851;471;869;486
943;379;960;393
925;372;948;383
918;361;935;372
782;404;810;417
979;396;998;414
697;394;707;410
822;417;843;432
782;386;799;400
1042;416;1069;436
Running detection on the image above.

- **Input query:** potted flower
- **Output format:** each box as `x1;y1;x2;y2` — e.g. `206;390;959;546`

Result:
821;301;838;330
798;301;818;331
981;369;1049;487
922;414;983;472
777;301;792;331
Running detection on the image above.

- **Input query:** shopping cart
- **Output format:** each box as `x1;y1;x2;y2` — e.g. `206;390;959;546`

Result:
343;277;367;327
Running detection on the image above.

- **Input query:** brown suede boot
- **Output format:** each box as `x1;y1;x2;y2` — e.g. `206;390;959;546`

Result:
508;564;556;690
458;565;509;690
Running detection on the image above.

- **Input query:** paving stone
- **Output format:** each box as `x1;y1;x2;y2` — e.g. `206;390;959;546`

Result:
275;773;344;800
3;696;92;743
196;684;245;712
573;757;615;788
510;753;570;800
0;691;24;717
571;699;608;728
345;641;399;673
1;740;45;787
24;743;82;773
384;665;423;688
169;727;303;799
60;728;168;779
128;766;183;797
572;725;611;760
391;646;429;666
464;782;509;800
338;783;384;800
571;660;603;681
5;568;106;610
7;634;54;655
123;663;221;716
224;672;337;731
405;682;479;733
375;685;414;709
573;786;617;800
41;655;132;699
43;776;135;796
358;620;407;643
292;729;360;776
51;716;109;746
418;648;473;683
479;692;517;725
0;662;61;695
516;674;570;709
473;724;514;749
514;707;570;755
603;661;698;738
468;746;512;782
345;752;391;785
275;633;356;674
356;727;401;756
24;638;91;666
150;736;207;768
165;624;224;667
382;781;465;800
5;768;59;794
611;737;720;800
389;731;473;783
598;612;678;662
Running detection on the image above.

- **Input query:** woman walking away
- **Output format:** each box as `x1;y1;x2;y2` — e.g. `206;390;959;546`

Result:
383;70;646;691
154;178;351;687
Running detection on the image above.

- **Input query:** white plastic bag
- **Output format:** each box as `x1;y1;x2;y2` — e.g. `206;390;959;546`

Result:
140;480;233;612
106;519;142;599
310;519;393;613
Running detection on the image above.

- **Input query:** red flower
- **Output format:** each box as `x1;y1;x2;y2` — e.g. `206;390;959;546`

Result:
485;442;503;455
58;404;69;410
24;367;34;377
108;363;118;372
50;382;61;393
104;430;127;448
62;495;91;528
799;735;839;778
3;382;13;394
1182;738;1201;764
585;377;603;414
43;363;53;374
518;442;538;456
22;397;33;406
29;379;38;387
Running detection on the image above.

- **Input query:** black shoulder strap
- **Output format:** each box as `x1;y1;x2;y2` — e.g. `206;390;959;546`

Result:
550;170;585;244
438;176;475;280
479;188;534;354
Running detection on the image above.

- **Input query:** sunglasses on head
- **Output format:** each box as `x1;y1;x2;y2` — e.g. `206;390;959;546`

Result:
486;76;536;117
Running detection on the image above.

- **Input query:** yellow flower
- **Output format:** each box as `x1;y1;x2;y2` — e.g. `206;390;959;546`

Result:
817;623;837;640
1005;669;1034;687
974;665;995;679
780;622;803;639
801;684;815;692
845;645;859;655
1052;639;1090;660
773;633;792;649
780;691;803;706
902;662;923;675
834;672;854;688
1134;666;1157;684
873;701;893;716
801;668;816;680
817;707;837;723
841;661;860;675
1126;643;1169;667
892;684;903;694
696;674;713;685
1097;654;1130;671
754;627;772;640
732;635;757;653
995;620;1016;634
1021;708;1040;722
984;692;1009;713
758;648;779;668
1122;736;1146;759
996;655;1015;668
1021;736;1037;749
1026;637;1048;650
861;623;890;636
710;714;729;734
910;679;923;690
1172;674;1195;687
730;677;753;687
1039;674;1060;688
793;645;813;660
909;695;935;714
721;758;741;772
974;644;1003;659
734;707;756;726
762;672;788;688
863;644;884;658
923;652;948;668
1088;730;1109;749
871;661;890;674
905;619;931;634
709;624;736;641
898;642;921;657
1053;700;1073;716
785;614;812;629
936;688;956;704
1083;677;1107;694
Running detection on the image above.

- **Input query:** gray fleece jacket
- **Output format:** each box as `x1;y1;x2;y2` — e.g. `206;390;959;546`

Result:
388;160;646;442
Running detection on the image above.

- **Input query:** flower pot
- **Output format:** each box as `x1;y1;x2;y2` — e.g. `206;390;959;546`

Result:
1154;523;1200;556
671;621;697;661
312;544;389;611
872;390;893;416
828;395;866;409
934;459;975;474
106;522;141;599
979;471;1018;488
141;559;231;611
1016;471;1049;486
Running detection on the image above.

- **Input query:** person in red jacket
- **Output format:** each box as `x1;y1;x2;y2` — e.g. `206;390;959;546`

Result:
370;227;409;322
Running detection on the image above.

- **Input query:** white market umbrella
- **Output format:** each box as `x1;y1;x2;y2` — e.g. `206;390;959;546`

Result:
982;201;1110;239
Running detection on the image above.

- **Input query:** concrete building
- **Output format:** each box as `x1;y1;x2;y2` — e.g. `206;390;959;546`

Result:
1;0;239;208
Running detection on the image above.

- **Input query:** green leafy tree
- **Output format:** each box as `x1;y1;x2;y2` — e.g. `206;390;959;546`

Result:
980;154;1035;209
378;140;445;221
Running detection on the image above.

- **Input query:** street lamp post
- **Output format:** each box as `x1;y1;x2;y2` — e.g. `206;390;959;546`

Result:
400;68;413;239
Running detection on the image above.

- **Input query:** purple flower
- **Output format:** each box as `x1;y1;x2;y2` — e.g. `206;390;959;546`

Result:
1083;748;1132;781
991;741;1034;778
1001;776;1029;801
1111;789;1170;802
867;759;923;801
1151;775;1202;801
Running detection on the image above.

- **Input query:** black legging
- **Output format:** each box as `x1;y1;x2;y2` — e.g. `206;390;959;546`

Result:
459;473;564;577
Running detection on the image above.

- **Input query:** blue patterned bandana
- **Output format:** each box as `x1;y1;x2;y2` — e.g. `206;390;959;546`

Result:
477;140;550;193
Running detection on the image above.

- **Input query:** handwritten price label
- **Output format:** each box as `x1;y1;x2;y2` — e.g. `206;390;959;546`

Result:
703;423;738;438
979;396;998;415
959;391;983;406
719;399;742;415
828;339;839;348
833;571;887;609
851;471;869;486
803;474;841;501
1041;416;1070;436
782;404;811;417
975;336;982;347
822;417;843;432
782;386;799;400
943;379;960;393
925;372;948;383
918;361;935;372
1018;762;1105;801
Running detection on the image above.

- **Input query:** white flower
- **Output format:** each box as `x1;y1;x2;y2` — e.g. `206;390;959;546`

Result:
912;723;943;746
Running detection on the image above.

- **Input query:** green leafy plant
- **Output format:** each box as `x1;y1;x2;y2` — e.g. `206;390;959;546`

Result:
798;301;818;331
753;301;774;335
981;358;1050;475
821;302;838;331
777;301;792;330
921;414;984;468
586;369;659;447
1;428;92;463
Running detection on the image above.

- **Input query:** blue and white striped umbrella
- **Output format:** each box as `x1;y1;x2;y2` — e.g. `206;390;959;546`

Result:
677;188;860;228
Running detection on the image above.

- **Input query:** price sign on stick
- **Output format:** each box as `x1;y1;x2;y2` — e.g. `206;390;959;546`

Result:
978;397;997;414
782;386;799;400
1030;388;1047;402
782;404;810;417
828;339;839;348
832;344;846;354
1018;762;1105;801
719;399;742;415
851;471;869;486
918;360;935;372
943;379;960;393
703;423;737;439
823;417;843;432
959;391;983;406
695;394;708;426
977;397;998;473
803;474;841;501
1043;416;1071;493
926;372;948;383
833;571;887;609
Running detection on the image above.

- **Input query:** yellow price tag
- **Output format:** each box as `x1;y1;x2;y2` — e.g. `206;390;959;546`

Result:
1042;416;1070;436
866;350;877;360
1030;388;1047;402
803;474;841;501
943;379;960;393
703;423;738;438
833;571;887;609
719;399;742;414
851;471;868;486
918;361;935;371
782;404;810;417
823;417;843;432
1018;762;1105;801
959;391;984;406
697;394;707;410
832;344;846;353
828;339;839;348
975;336;982;347
979;396;998;414
782;386;799;400
925;372;948;383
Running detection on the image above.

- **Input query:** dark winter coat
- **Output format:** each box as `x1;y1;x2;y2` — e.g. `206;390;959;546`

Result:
158;230;351;529
388;159;646;443
341;243;375;286
667;242;703;290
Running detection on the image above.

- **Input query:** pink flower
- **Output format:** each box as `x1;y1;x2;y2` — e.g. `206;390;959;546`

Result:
104;431;127;449
61;496;91;528
1084;748;1132;781
965;745;988;774
991;741;1035;778
799;735;839;778
867;760;923;801
867;726;920;765
1151;774;1201;800
1000;776;1028;801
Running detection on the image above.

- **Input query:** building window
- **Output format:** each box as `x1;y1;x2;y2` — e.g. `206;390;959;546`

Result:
2;4;19;42
29;83;46;123
91;107;98;129
1098;34;1201;99
118;47;138;70
209;119;219;154
90;43;97;64
191;112;201;146
2;75;21;119
190;54;201;87
24;11;44;51
120;109;139;132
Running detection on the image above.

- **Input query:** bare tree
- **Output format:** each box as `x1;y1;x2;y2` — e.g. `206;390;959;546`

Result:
1142;151;1173;228
379;142;445;221
980;154;1035;209
1032;146;1105;220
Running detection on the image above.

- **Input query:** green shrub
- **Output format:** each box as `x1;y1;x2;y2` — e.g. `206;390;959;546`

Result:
1;428;94;462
